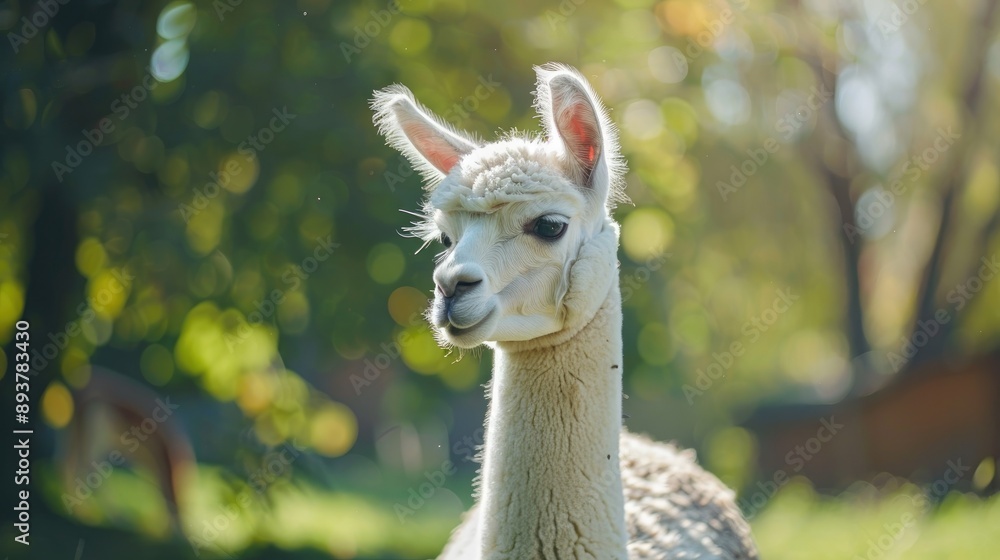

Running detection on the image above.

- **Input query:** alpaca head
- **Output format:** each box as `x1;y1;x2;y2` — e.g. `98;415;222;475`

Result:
372;64;626;349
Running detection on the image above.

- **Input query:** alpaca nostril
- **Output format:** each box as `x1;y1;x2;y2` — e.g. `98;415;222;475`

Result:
454;279;482;295
434;263;486;299
436;282;451;298
436;278;482;299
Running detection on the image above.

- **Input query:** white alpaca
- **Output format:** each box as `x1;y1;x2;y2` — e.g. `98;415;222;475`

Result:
372;64;759;560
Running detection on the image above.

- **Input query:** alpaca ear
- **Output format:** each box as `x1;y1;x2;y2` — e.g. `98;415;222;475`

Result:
534;64;613;194
371;85;480;183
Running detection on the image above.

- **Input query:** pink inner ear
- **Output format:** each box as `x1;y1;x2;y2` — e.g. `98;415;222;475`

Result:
561;102;600;166
433;152;461;172
401;121;462;174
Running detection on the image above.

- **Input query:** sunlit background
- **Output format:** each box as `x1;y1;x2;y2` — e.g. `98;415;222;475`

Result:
2;0;1000;558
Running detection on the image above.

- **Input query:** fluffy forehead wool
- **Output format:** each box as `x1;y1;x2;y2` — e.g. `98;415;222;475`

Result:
408;138;589;240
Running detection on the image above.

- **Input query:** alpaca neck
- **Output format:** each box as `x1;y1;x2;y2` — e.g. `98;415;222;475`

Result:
479;276;626;559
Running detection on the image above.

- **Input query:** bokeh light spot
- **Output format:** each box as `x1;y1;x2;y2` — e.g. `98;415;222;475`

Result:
705;426;756;490
192;91;229;129
439;357;479;390
704;78;751;125
42;381;74;429
140;343;175;386
88;269;131;319
973;458;996;490
151;39;190;82
388;286;429;327
399;326;445;374
60;347;91;385
220;153;259;194
309;403;358;457
277;291;311;334
367;243;405;284
237;371;276;415
648;46;688;84
389;19;431;56
623;99;664;140
157;1;197;40
0;282;25;337
621;207;675;262
75;238;107;278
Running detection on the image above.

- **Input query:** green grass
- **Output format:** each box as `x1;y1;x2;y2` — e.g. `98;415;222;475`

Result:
752;481;1000;559
48;464;999;559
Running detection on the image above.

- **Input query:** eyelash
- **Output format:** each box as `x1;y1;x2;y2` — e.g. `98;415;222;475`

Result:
435;214;569;248
528;215;569;240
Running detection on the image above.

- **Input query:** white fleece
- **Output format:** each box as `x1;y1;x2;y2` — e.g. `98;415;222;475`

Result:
477;221;627;559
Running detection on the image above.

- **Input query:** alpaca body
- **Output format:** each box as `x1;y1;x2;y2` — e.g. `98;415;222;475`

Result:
440;431;758;560
371;63;758;560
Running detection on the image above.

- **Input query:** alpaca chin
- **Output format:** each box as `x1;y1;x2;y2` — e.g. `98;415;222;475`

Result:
439;307;500;348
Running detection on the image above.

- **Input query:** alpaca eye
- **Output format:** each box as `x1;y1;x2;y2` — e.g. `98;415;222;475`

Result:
532;217;568;240
440;233;452;248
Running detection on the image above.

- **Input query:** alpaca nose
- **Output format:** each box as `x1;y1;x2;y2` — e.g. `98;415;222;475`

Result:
434;268;484;299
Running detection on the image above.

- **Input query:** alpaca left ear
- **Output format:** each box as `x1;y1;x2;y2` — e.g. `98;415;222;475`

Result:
534;64;614;197
371;84;480;184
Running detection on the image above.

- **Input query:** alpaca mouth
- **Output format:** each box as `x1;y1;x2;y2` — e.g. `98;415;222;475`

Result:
445;308;496;338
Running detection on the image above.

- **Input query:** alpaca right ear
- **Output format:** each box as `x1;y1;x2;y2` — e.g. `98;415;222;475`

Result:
371;85;480;183
534;64;613;192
